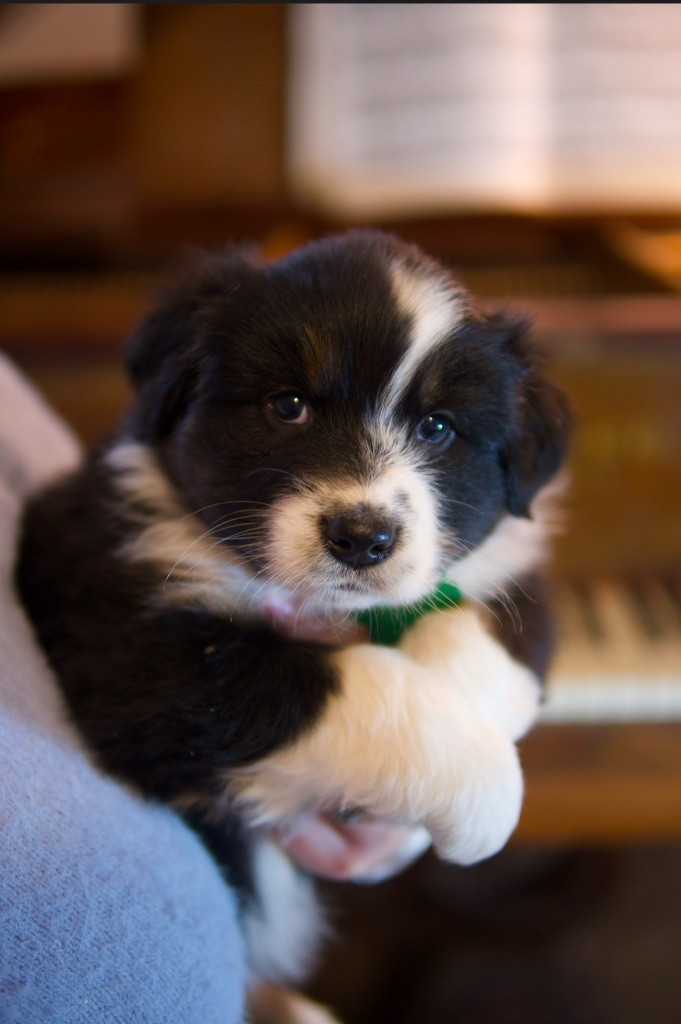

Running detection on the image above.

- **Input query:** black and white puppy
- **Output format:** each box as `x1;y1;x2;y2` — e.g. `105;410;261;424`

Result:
17;230;569;1022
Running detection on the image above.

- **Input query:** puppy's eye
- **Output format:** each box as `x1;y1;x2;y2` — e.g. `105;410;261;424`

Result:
417;412;455;446
266;392;309;426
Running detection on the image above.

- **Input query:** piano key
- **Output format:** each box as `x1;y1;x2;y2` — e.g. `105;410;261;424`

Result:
543;576;681;723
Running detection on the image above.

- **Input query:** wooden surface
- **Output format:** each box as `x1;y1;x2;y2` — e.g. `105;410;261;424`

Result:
517;723;681;844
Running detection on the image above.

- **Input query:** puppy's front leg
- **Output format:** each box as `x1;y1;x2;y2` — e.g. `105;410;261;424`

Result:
399;605;542;742
233;644;523;866
398;573;554;741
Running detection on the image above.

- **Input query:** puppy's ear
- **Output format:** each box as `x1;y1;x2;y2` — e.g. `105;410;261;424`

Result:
124;252;254;440
495;314;571;518
125;287;202;441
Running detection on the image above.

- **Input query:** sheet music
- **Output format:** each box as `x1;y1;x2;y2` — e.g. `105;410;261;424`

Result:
288;3;681;216
548;4;681;206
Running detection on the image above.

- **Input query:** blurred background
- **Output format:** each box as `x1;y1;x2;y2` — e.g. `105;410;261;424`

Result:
1;4;680;1022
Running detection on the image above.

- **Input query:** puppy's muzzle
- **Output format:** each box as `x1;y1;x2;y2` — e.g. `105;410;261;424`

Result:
323;509;398;569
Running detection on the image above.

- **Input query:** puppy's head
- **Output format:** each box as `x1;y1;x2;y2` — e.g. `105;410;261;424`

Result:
121;230;569;613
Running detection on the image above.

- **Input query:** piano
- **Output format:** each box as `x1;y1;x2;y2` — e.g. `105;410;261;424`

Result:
545;575;681;723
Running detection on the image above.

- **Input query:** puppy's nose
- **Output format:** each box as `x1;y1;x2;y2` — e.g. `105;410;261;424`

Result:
324;513;397;569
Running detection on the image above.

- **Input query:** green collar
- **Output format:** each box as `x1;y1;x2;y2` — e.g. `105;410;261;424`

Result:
355;580;463;646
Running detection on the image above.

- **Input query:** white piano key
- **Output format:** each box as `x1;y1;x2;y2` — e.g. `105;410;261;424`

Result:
543;577;681;723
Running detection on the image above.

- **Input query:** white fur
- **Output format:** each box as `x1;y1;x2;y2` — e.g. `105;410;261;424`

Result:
399;605;541;742
230;639;525;867
242;839;328;984
447;480;565;601
382;260;467;413
105;442;285;621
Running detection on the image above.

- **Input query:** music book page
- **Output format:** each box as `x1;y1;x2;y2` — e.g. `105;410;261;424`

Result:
288;3;681;216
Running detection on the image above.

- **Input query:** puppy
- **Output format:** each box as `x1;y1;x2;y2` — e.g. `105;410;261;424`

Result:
17;230;570;1023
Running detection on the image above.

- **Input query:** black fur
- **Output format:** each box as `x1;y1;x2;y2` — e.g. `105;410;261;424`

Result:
16;229;569;921
487;572;558;683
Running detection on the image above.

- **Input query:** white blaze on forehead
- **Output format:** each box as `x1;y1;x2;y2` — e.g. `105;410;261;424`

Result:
382;260;467;413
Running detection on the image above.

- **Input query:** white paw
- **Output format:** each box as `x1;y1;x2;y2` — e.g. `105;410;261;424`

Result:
425;717;524;865
232;644;525;867
399;606;542;741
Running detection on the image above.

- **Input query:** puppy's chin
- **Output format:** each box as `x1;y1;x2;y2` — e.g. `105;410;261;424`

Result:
263;539;442;616
261;551;443;615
